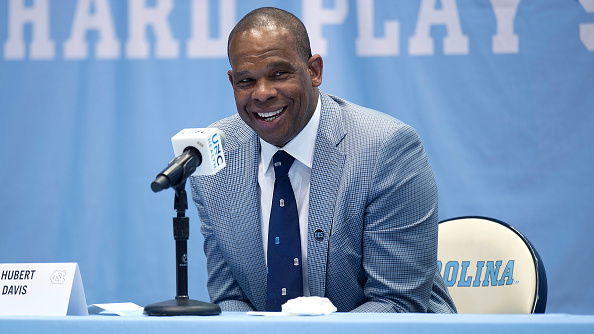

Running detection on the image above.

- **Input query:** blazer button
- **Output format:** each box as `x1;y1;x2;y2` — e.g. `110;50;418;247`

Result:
314;229;324;241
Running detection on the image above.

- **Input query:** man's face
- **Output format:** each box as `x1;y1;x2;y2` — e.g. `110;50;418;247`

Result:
227;27;322;147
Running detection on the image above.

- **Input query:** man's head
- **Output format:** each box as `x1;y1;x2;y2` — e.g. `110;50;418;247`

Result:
227;7;323;147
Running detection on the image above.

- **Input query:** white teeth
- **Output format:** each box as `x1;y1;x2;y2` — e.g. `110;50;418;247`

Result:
257;108;283;119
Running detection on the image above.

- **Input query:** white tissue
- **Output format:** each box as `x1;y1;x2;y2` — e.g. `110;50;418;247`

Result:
281;296;337;315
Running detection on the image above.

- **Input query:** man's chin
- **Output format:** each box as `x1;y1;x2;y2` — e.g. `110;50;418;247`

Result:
257;131;290;147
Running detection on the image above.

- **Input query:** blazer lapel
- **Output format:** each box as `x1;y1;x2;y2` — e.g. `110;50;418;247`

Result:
307;92;347;297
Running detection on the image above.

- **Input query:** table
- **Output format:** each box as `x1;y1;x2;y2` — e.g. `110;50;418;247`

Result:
1;312;594;334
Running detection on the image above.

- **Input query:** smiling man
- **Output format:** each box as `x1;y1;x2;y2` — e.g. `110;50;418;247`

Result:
190;7;456;313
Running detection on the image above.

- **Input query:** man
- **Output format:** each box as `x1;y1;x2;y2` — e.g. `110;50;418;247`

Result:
190;7;456;313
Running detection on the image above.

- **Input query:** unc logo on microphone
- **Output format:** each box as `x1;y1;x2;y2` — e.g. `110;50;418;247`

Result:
438;260;516;287
207;132;225;171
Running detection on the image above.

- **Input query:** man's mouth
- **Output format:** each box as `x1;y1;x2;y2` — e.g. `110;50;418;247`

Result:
256;108;284;121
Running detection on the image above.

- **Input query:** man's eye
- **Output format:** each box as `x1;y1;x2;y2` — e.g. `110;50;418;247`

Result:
273;71;287;77
237;78;253;85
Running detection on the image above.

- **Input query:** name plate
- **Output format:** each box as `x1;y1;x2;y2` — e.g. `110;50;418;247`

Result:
0;263;88;316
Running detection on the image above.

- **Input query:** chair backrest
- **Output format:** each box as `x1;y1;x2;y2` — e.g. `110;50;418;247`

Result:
437;216;547;314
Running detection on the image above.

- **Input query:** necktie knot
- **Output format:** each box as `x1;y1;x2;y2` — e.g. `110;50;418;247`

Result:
272;151;295;179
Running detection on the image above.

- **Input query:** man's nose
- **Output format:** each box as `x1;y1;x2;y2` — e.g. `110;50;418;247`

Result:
252;79;277;101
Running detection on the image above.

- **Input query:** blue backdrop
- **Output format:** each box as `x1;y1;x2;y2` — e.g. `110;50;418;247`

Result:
1;0;593;314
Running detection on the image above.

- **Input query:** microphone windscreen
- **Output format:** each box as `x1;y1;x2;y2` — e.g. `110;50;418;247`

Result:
171;128;226;176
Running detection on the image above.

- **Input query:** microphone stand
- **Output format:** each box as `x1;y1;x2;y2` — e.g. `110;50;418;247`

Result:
144;181;221;316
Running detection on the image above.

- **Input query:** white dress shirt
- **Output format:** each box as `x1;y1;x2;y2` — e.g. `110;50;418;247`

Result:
258;94;321;297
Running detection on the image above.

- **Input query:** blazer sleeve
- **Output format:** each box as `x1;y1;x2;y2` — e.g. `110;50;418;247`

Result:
351;124;439;313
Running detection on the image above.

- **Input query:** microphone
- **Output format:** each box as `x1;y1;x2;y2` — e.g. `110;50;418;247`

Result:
151;128;226;193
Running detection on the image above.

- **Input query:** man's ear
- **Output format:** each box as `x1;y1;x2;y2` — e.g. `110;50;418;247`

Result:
308;54;323;87
228;70;234;86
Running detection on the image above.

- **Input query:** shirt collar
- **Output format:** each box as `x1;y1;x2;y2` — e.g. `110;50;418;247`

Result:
260;92;322;170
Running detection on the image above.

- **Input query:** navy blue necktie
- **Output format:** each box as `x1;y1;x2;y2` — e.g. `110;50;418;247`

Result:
266;150;303;311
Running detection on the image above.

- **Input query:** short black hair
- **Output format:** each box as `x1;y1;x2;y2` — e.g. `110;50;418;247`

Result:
227;7;312;62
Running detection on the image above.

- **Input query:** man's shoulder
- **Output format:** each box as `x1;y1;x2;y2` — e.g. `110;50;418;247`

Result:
208;114;256;150
320;91;416;143
208;114;245;131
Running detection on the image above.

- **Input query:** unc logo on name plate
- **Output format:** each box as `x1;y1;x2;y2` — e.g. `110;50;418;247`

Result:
50;270;67;285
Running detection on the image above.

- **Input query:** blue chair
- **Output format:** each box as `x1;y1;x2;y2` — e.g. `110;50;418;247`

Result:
437;216;547;313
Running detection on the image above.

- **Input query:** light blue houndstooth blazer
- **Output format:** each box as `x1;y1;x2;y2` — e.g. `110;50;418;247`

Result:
190;91;456;313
